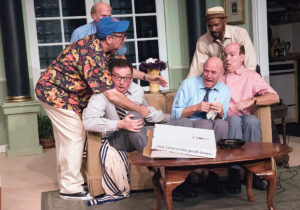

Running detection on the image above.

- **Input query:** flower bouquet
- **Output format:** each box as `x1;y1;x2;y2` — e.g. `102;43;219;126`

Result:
139;58;167;93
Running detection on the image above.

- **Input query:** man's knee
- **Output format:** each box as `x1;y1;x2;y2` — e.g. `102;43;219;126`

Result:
214;119;228;130
193;119;213;129
127;111;143;120
166;118;193;127
214;119;228;127
243;115;261;128
228;116;242;127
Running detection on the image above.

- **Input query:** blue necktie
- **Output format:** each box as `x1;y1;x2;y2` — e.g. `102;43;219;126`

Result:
203;88;211;102
198;88;211;119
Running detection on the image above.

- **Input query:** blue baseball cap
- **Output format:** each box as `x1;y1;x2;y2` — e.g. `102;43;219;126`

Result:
97;17;129;39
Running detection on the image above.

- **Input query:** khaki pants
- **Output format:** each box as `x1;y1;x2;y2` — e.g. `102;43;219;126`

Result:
41;102;85;194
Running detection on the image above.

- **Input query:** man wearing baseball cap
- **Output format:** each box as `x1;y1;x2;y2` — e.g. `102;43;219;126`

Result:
70;2;127;58
188;6;257;77
35;17;166;200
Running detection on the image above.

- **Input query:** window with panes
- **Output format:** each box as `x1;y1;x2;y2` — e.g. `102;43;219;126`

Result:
103;0;168;87
33;0;93;69
26;0;168;89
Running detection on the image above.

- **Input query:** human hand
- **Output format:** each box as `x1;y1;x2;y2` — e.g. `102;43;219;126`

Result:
146;75;168;87
139;105;150;118
118;114;144;132
196;101;211;112
236;99;253;110
210;101;223;115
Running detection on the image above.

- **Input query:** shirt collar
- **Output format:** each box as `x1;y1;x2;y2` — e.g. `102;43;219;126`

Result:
199;76;221;92
223;25;231;40
126;84;134;95
225;65;245;76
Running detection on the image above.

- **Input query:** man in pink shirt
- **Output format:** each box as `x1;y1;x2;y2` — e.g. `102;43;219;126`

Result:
220;42;279;193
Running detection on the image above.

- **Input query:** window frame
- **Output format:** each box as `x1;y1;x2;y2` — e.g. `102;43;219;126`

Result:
103;0;169;90
25;0;94;90
25;0;169;92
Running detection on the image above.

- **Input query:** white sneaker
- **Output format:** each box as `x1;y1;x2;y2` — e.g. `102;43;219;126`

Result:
59;190;93;200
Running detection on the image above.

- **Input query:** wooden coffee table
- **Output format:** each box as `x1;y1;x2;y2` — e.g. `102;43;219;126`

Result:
128;142;292;210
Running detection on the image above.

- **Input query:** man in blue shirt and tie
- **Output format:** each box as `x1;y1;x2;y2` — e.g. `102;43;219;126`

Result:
172;57;230;141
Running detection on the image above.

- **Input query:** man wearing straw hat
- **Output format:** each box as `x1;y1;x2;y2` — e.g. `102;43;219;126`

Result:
188;6;257;77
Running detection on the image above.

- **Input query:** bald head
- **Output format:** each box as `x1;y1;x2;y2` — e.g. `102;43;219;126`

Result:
224;43;245;74
202;57;224;88
91;2;112;23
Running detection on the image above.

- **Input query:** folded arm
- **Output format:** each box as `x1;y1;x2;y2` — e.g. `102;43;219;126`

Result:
236;93;280;110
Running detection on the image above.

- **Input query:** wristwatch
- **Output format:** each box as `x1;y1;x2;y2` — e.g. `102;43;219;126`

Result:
252;97;257;105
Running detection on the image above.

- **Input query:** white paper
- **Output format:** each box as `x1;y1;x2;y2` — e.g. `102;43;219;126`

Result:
151;124;216;158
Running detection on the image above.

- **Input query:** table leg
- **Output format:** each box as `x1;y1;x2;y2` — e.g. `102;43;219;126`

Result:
244;159;276;210
152;168;163;210
256;170;277;210
163;169;192;210
245;171;255;202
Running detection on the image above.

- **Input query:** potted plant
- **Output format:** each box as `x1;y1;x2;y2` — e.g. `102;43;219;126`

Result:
139;58;167;93
37;113;55;148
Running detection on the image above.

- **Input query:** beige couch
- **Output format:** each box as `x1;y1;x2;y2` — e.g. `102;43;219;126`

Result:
82;91;272;196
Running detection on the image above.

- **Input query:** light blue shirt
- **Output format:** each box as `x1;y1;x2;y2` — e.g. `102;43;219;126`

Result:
171;76;231;120
70;22;127;56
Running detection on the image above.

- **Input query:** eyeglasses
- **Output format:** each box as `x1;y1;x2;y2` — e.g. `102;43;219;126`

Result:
112;74;132;82
111;33;126;40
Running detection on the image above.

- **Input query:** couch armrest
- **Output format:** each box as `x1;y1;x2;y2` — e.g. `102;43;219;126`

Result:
84;131;153;196
144;93;166;113
165;92;176;114
84;131;105;196
253;106;272;142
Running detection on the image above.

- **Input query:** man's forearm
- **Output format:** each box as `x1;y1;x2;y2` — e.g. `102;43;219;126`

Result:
255;93;279;106
103;88;149;117
133;68;146;81
181;105;197;118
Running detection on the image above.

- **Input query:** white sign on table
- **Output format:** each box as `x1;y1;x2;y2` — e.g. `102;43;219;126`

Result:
149;124;216;158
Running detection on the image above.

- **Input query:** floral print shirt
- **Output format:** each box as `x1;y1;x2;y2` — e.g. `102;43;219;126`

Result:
35;34;115;115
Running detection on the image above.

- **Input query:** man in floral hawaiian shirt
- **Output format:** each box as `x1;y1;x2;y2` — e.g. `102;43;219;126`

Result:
35;17;166;200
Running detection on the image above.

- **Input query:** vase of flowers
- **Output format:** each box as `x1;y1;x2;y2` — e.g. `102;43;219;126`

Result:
139;58;167;93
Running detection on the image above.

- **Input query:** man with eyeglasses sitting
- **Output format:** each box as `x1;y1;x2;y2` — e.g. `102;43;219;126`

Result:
83;58;192;152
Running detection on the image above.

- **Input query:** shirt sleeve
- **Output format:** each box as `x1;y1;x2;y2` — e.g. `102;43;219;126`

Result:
145;106;170;123
129;83;169;123
171;80;190;119
116;45;127;56
251;72;277;96
70;30;79;43
82;93;119;133
188;36;210;77
221;85;231;119
84;53;114;93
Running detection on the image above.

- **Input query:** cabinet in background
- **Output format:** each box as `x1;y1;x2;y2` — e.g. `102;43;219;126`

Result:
269;60;298;123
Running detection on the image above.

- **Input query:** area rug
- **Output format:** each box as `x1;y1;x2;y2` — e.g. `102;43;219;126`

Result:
42;166;300;210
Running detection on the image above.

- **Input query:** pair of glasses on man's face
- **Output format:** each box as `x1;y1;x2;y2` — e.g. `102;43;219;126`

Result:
111;33;126;40
112;74;132;82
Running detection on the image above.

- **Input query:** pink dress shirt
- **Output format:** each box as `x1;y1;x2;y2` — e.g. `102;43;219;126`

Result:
219;66;277;116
